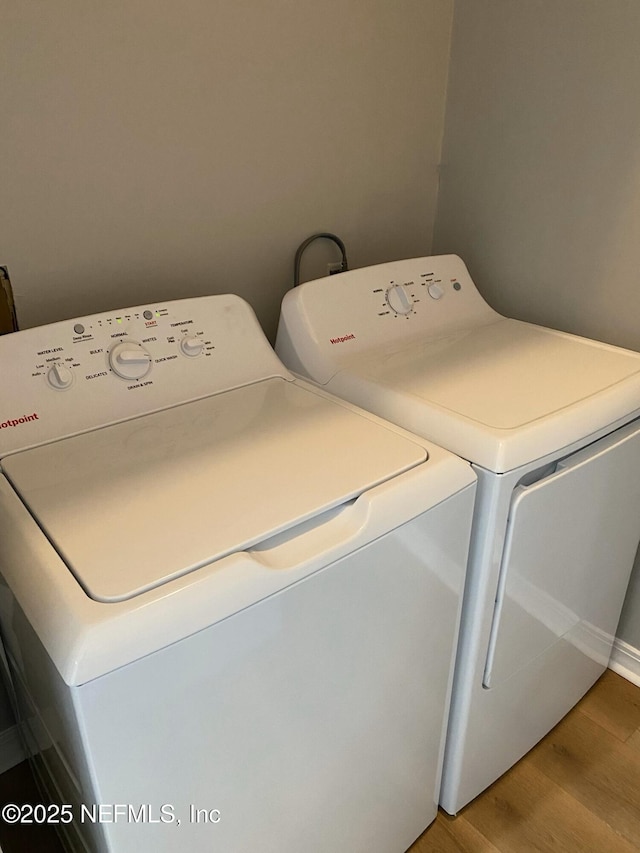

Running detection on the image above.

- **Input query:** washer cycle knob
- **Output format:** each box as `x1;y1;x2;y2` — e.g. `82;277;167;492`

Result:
386;284;413;315
109;341;152;380
179;336;204;358
47;362;74;390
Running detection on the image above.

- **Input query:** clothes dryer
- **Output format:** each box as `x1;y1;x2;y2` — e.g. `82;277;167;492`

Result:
276;254;640;813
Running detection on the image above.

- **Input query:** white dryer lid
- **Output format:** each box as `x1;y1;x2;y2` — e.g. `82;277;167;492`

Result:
335;319;640;472
3;378;426;602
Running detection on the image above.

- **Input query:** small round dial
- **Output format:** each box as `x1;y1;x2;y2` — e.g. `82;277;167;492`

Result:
386;284;413;315
47;362;74;390
179;336;204;358
109;341;152;380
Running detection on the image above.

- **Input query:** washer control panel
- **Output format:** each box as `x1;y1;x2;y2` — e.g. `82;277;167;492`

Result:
0;294;288;456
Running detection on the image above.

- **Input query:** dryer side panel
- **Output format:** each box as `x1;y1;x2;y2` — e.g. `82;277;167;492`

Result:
483;419;640;689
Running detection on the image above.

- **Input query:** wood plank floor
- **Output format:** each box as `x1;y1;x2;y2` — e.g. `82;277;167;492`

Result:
0;670;638;852
410;670;640;852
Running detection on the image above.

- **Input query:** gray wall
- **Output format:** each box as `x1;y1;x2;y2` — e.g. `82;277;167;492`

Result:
434;0;640;649
0;0;453;340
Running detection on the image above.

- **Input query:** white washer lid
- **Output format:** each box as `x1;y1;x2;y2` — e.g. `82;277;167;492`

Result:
337;319;640;471
3;378;426;602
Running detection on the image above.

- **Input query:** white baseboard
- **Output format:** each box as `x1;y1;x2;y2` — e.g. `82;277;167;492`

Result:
0;724;26;774
608;638;640;688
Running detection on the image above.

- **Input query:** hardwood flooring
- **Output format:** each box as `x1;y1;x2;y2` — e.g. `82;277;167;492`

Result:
0;670;638;852
410;670;640;852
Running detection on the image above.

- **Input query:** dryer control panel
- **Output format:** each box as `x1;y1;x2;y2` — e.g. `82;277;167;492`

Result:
276;255;502;385
0;295;289;456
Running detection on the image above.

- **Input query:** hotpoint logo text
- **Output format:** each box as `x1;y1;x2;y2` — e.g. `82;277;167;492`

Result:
0;413;40;429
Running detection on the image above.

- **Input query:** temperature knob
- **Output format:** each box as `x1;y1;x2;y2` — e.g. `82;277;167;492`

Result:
386;284;413;315
179;336;204;358
109;341;152;380
47;362;74;390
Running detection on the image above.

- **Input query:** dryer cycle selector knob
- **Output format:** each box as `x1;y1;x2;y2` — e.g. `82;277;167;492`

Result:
109;341;152;380
47;362;74;390
179;336;204;358
386;284;413;315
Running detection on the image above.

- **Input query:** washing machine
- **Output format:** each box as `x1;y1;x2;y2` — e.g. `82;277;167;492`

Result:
276;254;640;814
0;293;477;852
